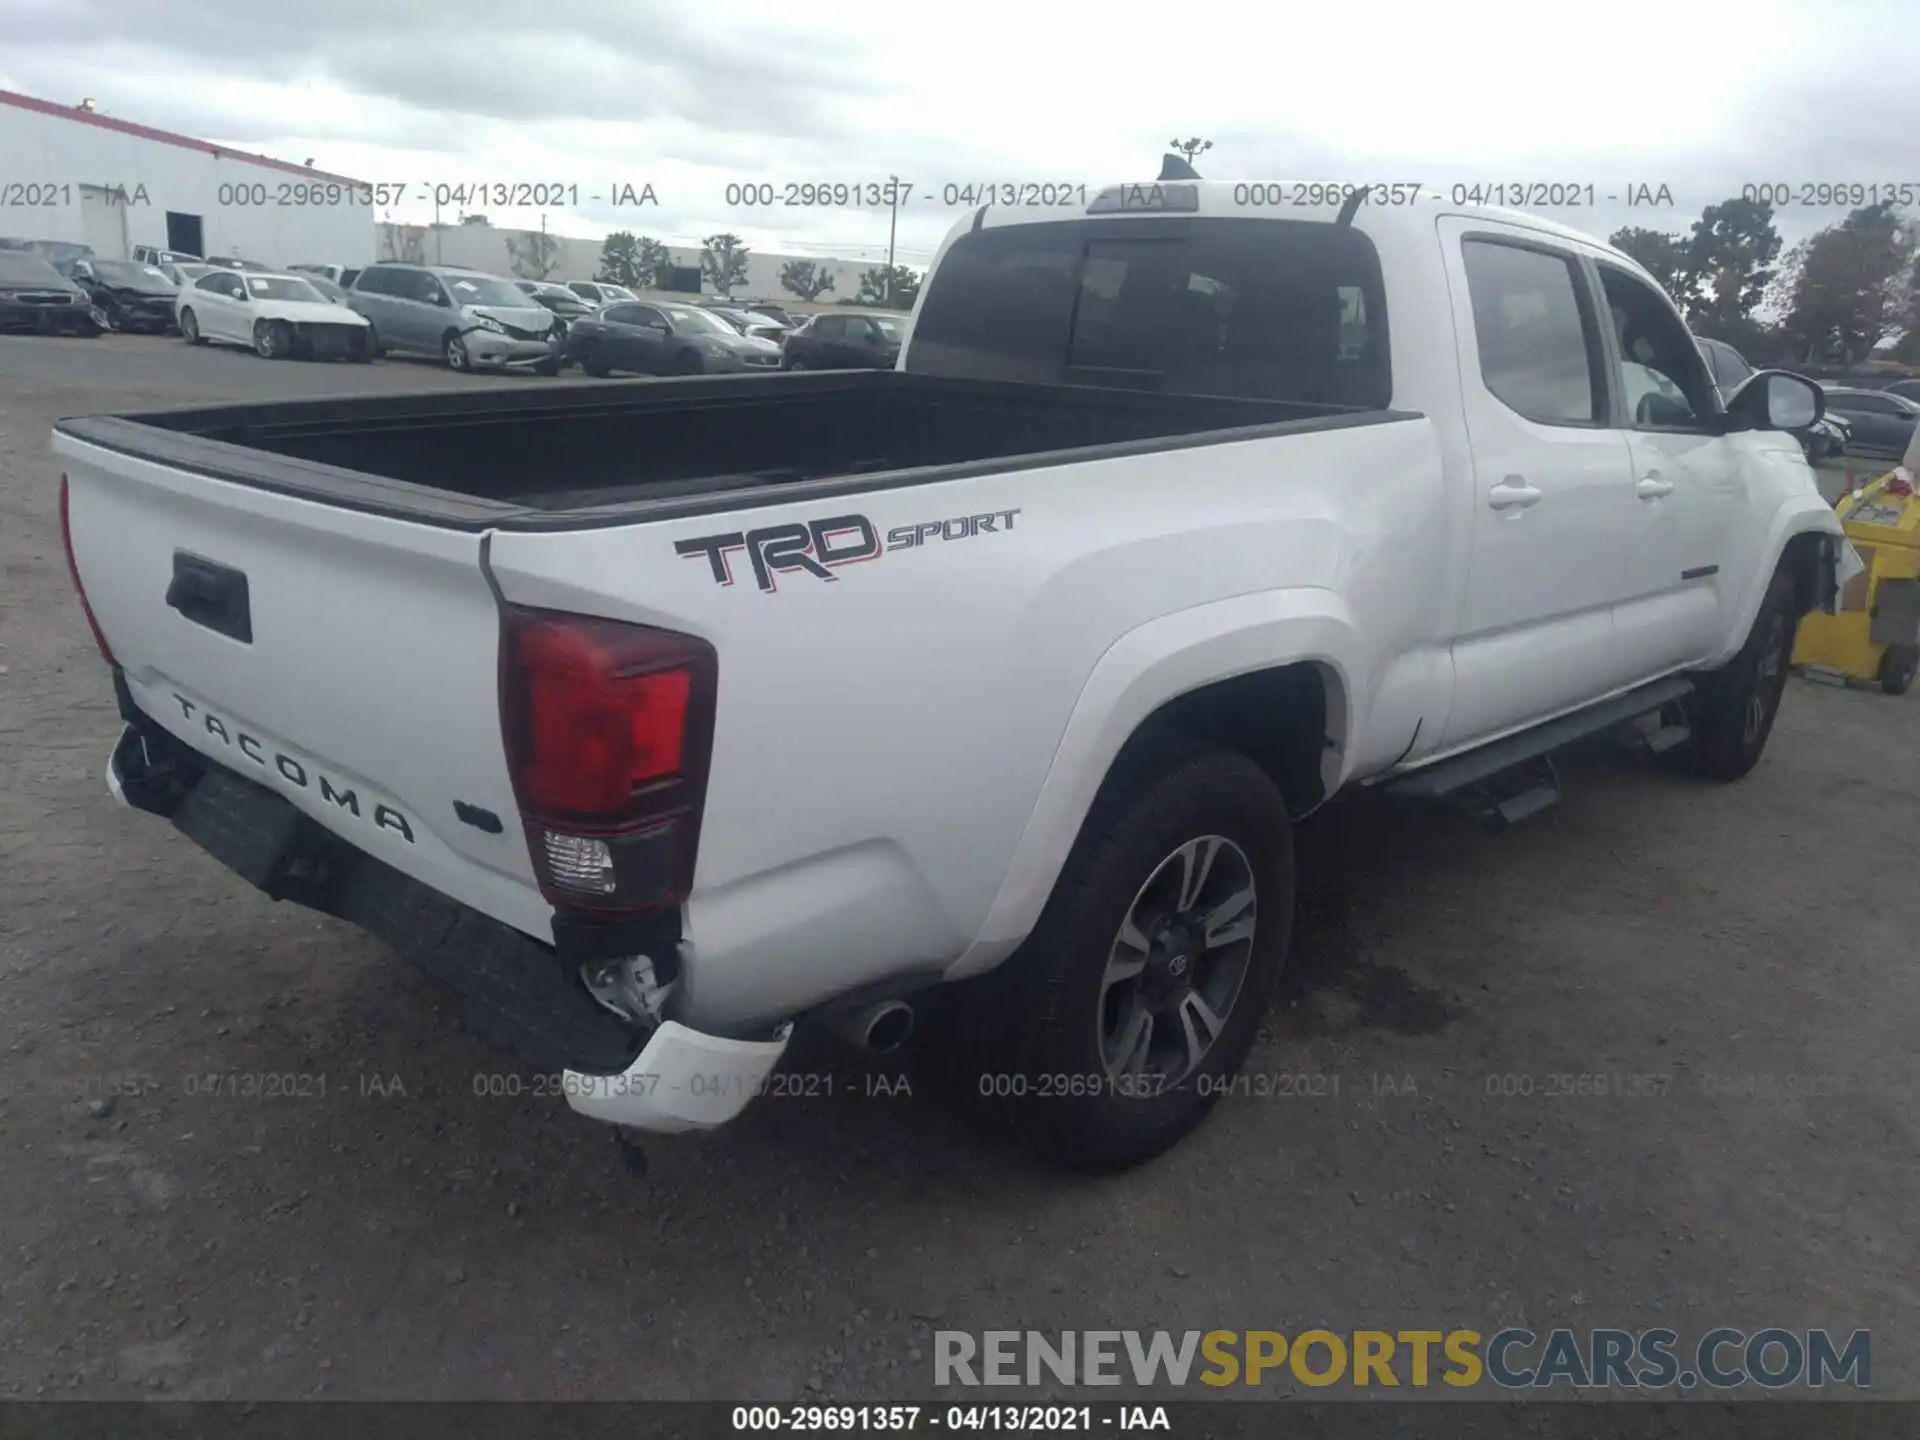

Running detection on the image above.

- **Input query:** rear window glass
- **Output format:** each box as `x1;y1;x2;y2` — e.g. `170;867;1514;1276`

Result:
905;218;1390;407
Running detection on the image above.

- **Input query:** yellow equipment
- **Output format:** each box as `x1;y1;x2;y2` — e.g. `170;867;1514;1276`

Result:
1792;469;1920;694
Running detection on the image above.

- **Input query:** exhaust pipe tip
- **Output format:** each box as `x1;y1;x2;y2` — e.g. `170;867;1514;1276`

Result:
828;998;915;1055
864;1000;914;1055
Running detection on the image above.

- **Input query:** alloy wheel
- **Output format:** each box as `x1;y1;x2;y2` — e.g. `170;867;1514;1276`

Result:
1097;835;1257;1090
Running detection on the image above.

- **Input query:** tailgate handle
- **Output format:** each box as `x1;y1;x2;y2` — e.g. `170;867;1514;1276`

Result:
166;552;253;644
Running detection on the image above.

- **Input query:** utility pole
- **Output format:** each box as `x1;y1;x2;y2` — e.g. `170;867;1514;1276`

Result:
886;173;901;272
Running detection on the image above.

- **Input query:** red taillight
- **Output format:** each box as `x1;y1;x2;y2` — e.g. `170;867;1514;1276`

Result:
500;606;717;915
59;474;116;665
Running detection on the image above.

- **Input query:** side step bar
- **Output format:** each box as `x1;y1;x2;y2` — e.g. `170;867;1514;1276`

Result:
1383;675;1695;812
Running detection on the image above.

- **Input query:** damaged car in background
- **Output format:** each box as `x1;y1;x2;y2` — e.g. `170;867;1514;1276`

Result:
58;257;180;334
176;269;373;361
0;250;106;335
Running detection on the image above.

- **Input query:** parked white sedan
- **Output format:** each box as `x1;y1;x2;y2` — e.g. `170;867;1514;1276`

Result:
176;270;373;361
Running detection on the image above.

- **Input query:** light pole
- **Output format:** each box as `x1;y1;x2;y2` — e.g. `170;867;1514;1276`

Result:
886;173;901;273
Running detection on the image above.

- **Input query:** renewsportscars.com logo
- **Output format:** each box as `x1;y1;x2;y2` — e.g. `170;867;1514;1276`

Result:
934;1328;1871;1392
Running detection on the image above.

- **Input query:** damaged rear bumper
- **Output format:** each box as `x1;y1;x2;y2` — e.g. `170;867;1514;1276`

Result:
105;681;789;1133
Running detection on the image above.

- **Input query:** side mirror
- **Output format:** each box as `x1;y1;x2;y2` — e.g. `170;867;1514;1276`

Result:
1725;370;1823;432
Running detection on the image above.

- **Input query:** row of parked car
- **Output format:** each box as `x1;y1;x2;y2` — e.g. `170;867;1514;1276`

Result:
1694;334;1920;465
0;236;909;379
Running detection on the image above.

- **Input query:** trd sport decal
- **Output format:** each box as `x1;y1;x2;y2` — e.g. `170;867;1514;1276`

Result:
675;508;1021;592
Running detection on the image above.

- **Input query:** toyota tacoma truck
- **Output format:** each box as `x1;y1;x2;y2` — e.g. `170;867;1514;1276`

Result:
55;183;1850;1170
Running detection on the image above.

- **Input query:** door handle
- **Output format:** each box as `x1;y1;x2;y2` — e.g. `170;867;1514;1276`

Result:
1487;477;1543;511
1636;473;1675;500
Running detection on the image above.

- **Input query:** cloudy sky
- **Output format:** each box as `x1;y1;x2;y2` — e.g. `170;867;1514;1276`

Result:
2;0;1913;268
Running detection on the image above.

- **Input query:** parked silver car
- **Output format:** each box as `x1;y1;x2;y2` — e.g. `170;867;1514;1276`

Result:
346;263;563;373
565;279;638;306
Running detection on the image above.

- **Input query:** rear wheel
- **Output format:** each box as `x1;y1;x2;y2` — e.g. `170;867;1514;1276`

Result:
1880;644;1918;696
1679;568;1799;781
933;746;1293;1172
180;308;205;345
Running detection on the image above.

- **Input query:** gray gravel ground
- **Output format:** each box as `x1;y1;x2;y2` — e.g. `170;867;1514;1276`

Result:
0;335;1914;1404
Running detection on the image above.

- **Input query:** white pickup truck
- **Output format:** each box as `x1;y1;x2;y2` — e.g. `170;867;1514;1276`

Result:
56;183;1849;1170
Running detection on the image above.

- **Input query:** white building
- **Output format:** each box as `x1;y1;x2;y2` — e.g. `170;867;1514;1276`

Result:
0;89;375;268
376;219;908;309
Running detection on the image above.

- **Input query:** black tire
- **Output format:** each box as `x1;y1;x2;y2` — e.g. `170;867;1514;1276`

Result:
254;319;290;360
783;356;806;371
180;308;205;345
362;324;383;360
1880;644;1918;696
935;745;1294;1172
1679;568;1799;781
672;348;703;376
579;342;609;378
532;357;559;376
443;331;470;371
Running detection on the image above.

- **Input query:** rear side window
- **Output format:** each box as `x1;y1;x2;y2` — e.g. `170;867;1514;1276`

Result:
1460;239;1604;425
906;218;1390;408
1711;341;1753;389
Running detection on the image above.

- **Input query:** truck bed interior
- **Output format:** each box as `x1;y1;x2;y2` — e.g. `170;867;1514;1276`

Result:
59;371;1401;527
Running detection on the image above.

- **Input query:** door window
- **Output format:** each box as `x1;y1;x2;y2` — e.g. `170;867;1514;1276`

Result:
413;274;449;306
1596;264;1717;430
1460;239;1606;425
810;316;848;339
1834;393;1899;416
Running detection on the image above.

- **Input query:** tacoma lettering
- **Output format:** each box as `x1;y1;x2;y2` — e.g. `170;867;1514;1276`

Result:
168;693;415;844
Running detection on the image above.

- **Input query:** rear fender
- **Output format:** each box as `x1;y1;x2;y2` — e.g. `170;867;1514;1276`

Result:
945;587;1362;979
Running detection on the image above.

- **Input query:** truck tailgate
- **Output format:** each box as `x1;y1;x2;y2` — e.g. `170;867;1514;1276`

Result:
56;432;551;941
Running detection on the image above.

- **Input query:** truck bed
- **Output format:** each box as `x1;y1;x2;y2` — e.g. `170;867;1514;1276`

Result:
55;371;1402;530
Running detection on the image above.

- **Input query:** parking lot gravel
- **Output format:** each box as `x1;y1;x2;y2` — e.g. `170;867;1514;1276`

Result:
0;334;1915;1402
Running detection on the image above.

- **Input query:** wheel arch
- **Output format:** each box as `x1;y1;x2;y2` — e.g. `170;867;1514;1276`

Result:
945;589;1361;980
1709;504;1848;670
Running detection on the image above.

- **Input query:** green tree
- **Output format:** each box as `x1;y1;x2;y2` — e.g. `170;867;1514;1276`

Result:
380;224;426;265
1778;204;1919;364
854;263;921;310
1676;197;1782;329
780;258;836;302
633;237;670;290
597;231;645;288
1608;226;1688;299
504;227;560;280
700;233;751;298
